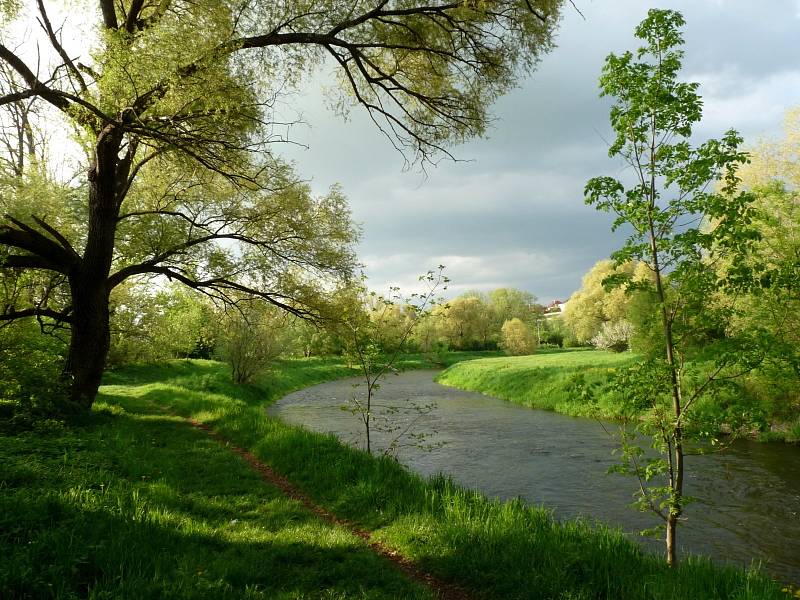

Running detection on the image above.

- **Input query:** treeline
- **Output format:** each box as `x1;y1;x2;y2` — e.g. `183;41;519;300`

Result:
0;279;550;420
110;284;554;362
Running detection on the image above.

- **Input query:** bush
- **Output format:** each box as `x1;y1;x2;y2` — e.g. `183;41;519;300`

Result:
216;306;289;384
500;318;537;355
591;320;633;352
0;321;69;429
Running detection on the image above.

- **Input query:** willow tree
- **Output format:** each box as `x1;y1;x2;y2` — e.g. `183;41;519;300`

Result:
0;0;563;408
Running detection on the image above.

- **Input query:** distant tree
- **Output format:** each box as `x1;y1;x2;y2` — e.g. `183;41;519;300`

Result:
108;283;215;365
499;317;537;355
217;303;290;384
0;0;564;410
585;9;762;566
563;260;640;344
439;295;492;350
488;288;538;330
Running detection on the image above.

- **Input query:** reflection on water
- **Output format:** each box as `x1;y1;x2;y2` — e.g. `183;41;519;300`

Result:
269;370;800;583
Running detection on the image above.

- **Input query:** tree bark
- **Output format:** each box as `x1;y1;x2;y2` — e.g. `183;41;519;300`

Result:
666;512;678;566
65;274;111;408
64;125;123;409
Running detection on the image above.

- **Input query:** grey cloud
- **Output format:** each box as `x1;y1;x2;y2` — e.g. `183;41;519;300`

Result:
280;1;800;302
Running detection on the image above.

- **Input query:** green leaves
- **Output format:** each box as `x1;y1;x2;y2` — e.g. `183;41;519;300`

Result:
586;9;772;565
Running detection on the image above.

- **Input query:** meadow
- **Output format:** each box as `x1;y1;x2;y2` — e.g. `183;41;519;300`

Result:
1;356;788;599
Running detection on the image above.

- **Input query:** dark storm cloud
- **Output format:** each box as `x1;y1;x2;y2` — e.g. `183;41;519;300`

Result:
280;0;800;302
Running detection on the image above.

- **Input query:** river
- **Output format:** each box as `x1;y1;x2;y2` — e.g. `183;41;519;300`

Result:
267;370;800;583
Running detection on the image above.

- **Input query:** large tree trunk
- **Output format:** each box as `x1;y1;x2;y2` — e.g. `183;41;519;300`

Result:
64;125;123;409
66;275;111;408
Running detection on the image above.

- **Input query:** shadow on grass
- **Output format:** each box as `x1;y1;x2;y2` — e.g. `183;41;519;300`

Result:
2;496;433;599
1;392;433;600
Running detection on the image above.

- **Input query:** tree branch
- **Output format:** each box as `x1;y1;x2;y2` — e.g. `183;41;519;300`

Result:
0;306;72;323
0;216;77;273
36;0;88;93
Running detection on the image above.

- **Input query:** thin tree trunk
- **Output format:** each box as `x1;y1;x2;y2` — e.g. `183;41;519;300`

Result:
666;512;678;566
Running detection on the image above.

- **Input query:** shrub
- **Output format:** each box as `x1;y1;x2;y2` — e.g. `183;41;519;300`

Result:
500;318;537;355
0;321;69;429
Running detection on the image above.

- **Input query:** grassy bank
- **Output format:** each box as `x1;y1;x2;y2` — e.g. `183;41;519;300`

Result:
1;358;788;598
437;349;637;419
436;350;800;442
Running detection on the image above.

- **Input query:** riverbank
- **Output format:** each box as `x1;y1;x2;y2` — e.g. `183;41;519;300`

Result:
437;349;636;418
0;358;789;598
437;350;800;442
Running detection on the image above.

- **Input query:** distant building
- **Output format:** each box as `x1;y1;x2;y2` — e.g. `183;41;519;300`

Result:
544;299;567;318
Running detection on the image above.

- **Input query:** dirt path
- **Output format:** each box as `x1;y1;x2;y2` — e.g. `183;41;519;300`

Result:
187;418;471;600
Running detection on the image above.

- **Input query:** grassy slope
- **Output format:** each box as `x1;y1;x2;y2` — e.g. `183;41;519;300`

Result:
1;357;787;599
437;349;636;418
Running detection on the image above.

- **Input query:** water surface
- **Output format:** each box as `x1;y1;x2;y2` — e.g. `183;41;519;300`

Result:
268;370;800;583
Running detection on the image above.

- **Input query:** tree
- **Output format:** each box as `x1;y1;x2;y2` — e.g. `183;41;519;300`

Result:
499;317;537;355
562;259;642;344
108;283;216;365
584;9;761;566
730;108;800;390
217;303;290;384
340;268;447;455
488;287;538;329
0;0;564;410
439;294;493;350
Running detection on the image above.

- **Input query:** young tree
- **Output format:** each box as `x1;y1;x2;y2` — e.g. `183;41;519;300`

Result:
217;303;290;384
585;9;761;566
0;0;564;409
340;268;447;455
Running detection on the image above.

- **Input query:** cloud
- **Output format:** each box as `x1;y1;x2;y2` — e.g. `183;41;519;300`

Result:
279;1;799;303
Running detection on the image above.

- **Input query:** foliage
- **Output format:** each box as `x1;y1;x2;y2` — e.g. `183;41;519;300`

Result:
499;317;538;355
591;320;633;352
0;0;564;407
584;8;764;565
726;109;800;411
488;287;540;329
108;283;217;365
563;260;647;344
0;319;68;428
216;303;291;384
436;294;493;350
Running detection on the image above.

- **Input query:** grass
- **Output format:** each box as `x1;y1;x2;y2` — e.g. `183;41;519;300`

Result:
1;356;789;598
437;349;637;418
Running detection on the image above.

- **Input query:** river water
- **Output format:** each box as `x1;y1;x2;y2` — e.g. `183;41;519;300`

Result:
268;370;800;583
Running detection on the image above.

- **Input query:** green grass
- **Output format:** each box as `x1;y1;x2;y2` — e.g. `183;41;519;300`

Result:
1;356;788;598
437;349;637;418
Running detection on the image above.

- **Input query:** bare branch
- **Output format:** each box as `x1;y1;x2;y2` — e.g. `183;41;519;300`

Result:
36;0;88;93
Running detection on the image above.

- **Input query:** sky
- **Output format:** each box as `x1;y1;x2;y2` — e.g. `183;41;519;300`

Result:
278;0;800;303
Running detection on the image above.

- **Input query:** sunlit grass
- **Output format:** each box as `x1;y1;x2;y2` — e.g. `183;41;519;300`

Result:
1;356;787;598
437;349;637;417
